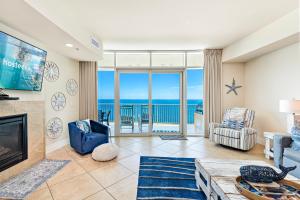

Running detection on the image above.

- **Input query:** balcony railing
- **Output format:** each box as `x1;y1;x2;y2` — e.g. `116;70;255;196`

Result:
98;103;203;124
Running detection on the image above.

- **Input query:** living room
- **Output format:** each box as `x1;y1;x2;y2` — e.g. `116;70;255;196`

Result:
0;0;299;200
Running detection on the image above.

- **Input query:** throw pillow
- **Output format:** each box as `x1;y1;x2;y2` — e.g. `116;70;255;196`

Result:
221;120;244;130
76;120;91;134
291;127;300;151
224;108;248;122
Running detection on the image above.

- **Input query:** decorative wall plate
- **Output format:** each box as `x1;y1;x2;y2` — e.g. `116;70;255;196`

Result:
51;92;66;111
47;117;63;139
66;79;78;96
44;61;59;82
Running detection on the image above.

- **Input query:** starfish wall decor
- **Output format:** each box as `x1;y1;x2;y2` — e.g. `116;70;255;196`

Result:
225;78;242;95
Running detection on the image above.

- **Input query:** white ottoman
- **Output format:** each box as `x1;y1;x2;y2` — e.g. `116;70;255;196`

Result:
92;143;119;161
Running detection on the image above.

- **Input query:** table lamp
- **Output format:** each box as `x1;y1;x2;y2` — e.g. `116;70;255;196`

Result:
279;99;300;133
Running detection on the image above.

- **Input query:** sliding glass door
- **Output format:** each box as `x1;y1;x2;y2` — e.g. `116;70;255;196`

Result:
119;72;149;135
152;72;181;134
115;70;183;136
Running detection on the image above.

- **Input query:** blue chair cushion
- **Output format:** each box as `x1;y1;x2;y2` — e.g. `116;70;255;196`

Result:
82;132;108;153
284;148;300;163
76;120;91;134
291;127;300;151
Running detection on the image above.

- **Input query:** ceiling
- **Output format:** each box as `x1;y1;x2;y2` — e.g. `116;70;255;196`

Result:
26;0;298;50
0;0;102;61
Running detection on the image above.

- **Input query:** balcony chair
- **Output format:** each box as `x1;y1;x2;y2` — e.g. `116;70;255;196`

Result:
209;108;257;150
138;104;149;131
68;120;109;154
100;110;111;126
120;105;134;130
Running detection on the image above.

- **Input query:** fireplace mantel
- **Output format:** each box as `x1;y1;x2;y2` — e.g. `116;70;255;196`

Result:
0;101;45;182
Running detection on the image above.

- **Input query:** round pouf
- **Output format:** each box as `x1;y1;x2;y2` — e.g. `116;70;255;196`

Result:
92;143;119;161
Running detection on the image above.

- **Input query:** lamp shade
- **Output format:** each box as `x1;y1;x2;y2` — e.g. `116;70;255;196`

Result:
279;99;300;114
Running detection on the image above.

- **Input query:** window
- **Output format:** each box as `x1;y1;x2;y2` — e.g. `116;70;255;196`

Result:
97;50;204;136
187;68;204;135
116;53;150;67
98;68;115;135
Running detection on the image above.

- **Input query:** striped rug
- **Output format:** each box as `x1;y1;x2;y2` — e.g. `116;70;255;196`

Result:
137;156;206;200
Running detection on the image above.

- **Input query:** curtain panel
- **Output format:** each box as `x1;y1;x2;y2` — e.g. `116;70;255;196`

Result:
79;61;98;121
204;49;223;137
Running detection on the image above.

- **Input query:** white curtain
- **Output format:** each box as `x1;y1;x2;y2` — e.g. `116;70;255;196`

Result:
204;49;223;137
79;61;98;121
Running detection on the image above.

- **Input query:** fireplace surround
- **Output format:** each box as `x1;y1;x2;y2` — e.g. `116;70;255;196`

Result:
0;114;28;172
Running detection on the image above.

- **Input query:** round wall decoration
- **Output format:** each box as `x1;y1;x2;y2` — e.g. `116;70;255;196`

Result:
51;92;66;111
47;117;63;139
66;79;78;96
44;61;59;82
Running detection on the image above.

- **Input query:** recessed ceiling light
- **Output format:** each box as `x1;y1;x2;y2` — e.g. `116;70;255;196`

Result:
65;43;73;47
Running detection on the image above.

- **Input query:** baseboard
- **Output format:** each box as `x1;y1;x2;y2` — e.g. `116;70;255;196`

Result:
46;138;69;154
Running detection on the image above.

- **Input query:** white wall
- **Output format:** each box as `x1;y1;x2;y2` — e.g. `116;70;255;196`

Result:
244;42;300;143
0;22;79;152
222;63;245;110
223;9;299;62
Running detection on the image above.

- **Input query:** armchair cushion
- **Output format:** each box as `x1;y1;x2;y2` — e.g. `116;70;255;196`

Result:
223;108;248;122
284;148;300;163
76;120;91;133
82;132;108;153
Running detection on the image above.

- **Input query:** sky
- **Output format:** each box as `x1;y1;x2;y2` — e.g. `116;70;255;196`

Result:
98;69;203;100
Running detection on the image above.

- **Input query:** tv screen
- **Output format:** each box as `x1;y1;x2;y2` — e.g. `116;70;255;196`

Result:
0;31;47;91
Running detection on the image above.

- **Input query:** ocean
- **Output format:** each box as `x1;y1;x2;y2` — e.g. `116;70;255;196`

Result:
98;99;203;124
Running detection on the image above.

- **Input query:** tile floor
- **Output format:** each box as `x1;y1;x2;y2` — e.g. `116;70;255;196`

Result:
26;137;271;200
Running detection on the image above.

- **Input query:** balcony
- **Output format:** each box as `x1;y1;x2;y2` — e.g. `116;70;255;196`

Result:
98;103;204;135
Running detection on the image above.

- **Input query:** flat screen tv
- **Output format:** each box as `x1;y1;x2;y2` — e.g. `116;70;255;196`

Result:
0;31;47;91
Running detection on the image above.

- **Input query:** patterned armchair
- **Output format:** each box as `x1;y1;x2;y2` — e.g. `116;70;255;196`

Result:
209;108;257;150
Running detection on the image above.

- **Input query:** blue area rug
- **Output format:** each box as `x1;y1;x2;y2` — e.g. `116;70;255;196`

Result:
0;159;70;199
137;156;206;200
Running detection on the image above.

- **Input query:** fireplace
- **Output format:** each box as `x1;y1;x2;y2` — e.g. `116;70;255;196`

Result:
0;114;28;172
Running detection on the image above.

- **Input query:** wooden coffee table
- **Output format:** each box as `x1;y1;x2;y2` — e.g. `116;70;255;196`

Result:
195;159;299;200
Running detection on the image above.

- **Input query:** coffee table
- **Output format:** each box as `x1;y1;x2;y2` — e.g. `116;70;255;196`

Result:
195;159;299;200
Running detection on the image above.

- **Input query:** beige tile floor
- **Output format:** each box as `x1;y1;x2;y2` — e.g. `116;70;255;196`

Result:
26;136;271;200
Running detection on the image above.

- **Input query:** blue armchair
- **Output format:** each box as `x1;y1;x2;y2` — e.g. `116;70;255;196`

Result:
68;120;109;154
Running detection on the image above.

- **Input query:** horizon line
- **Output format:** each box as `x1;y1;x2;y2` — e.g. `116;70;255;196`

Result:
98;98;203;100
